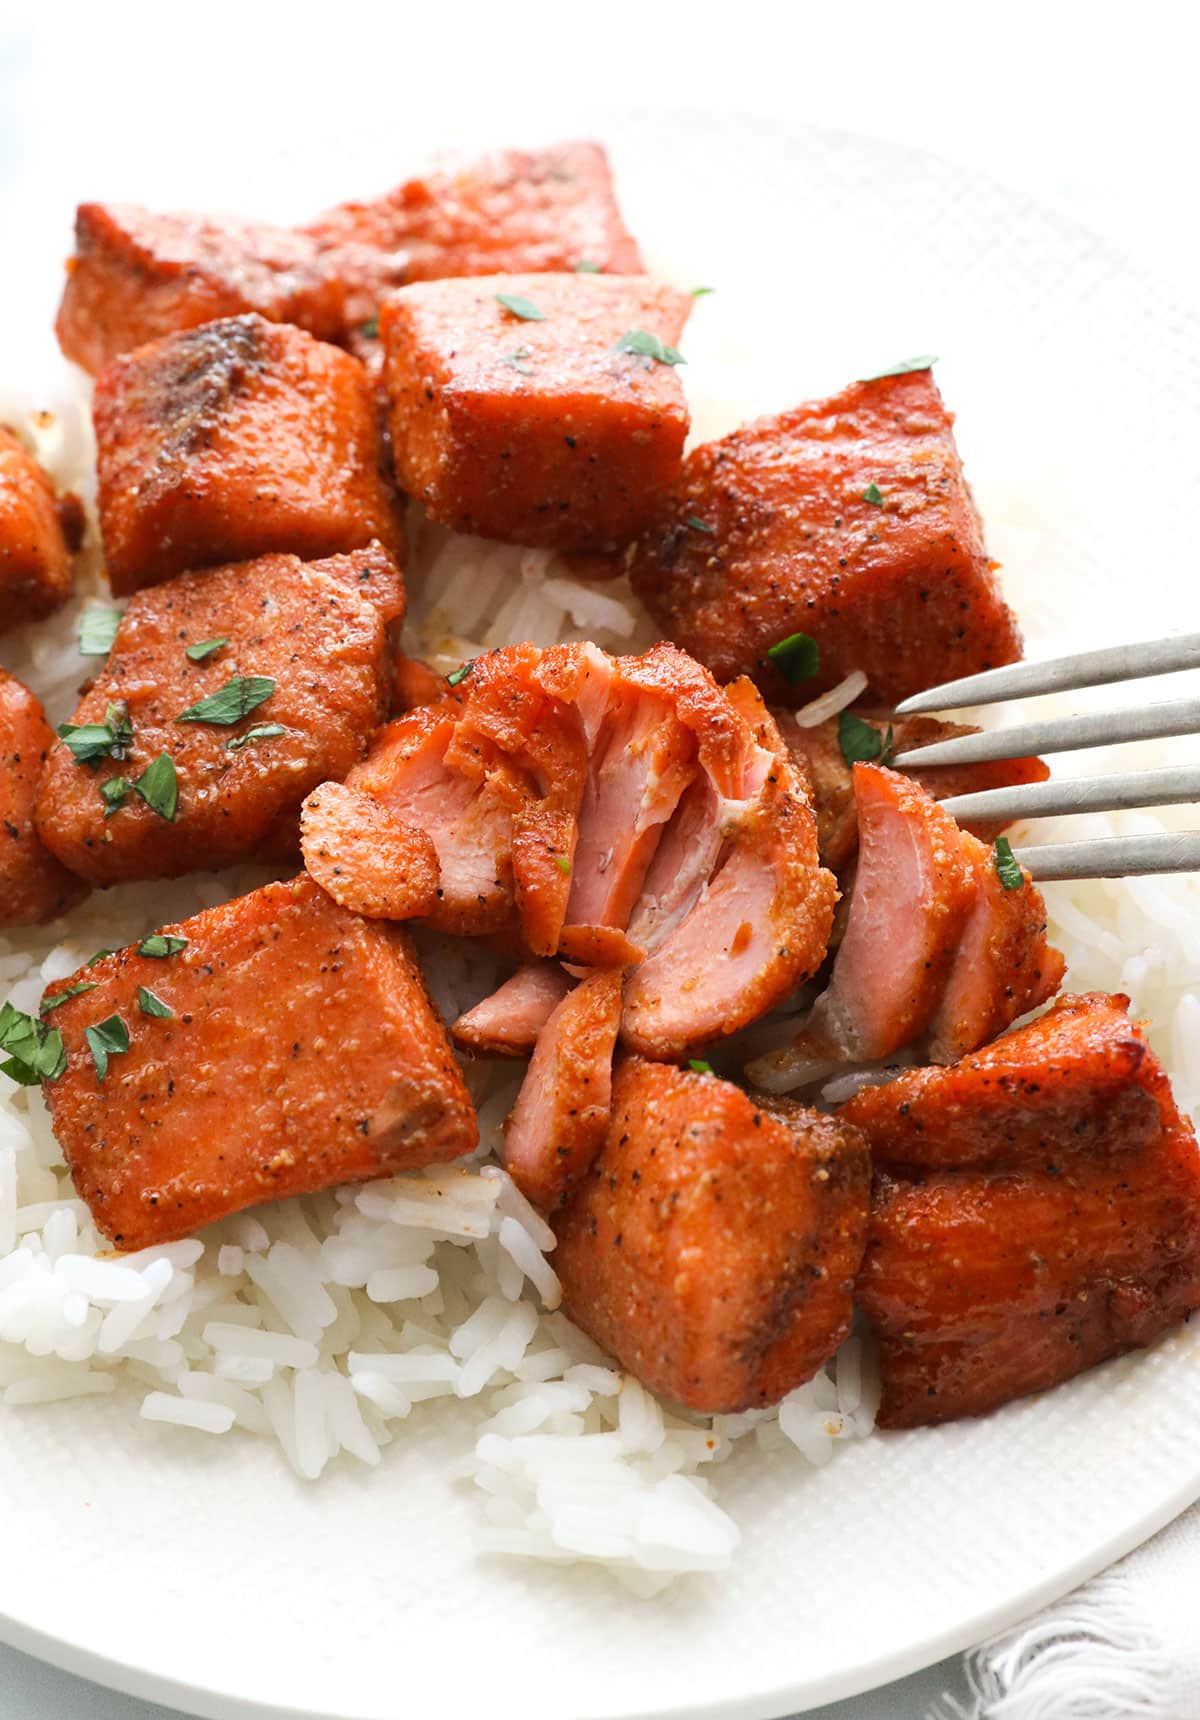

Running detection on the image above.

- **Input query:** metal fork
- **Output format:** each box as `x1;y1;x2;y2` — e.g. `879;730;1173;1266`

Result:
890;633;1200;880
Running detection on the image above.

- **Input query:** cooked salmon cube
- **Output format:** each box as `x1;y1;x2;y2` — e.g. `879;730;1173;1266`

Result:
777;707;1049;873
304;141;643;282
0;671;88;927
0;427;80;632
41;875;477;1249
850;994;1200;1426
94;313;402;594
35;545;399;886
630;368;1022;706
503;968;623;1210
553;1058;871;1412
379;273;691;550
54;202;371;376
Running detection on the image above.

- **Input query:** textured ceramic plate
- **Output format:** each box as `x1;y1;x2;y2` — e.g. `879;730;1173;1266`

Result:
3;107;1200;1720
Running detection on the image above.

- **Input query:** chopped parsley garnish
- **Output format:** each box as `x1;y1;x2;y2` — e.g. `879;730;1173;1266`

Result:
85;1013;129;1082
501;347;534;377
446;660;475;689
862;482;884;506
859;354;939;382
137;986;173;1019
185;637;228;663
574;259;601;274
495;292;546;322
0;1002;66;1086
690;285;714;298
552;855;571;876
78;606;122;657
360;315;380;339
137;934;188;959
838;711;894;768
688;1059;714;1075
132;752;178;822
175;675;276;726
99;776;131;818
225;724;286;751
614;329;686;366
57;700;134;766
40;981;96;1014
766;632;820;685
993;836;1025;891
88;949;115;966
686;516;715;534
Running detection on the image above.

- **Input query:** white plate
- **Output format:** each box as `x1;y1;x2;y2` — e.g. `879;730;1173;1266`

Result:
3;107;1200;1720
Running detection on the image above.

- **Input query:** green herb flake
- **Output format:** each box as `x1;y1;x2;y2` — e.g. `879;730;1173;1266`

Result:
137;986;173;1019
0;1002;67;1085
574;259;601;274
99;776;131;818
57;698;134;766
137;934;188;959
40;981;96;1015
495;292;546;322
690;285;714;299
185;637;228;663
175;675;276;727
862;482;885;507
838;710;890;767
614;329;686;366
501;347;534;377
78;606;123;657
360;315;380;339
686;516;715;534
859;354;939;382
766;632;820;686
993;835;1025;892
87;949;116;966
85;1013;130;1082
688;1059;714;1075
132;752;178;822
226;724;287;752
446;660;475;689
553;855;571;876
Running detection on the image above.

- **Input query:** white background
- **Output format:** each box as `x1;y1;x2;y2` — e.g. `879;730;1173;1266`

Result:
0;2;1196;1715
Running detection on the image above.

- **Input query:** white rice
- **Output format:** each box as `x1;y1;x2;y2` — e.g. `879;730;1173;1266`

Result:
1;382;1197;1593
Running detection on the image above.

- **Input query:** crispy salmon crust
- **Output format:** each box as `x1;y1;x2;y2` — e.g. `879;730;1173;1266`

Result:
0;427;78;633
0;671;88;928
629;368;1022;706
35;546;399;887
553;1058;871;1412
850;994;1200;1427
42;875;478;1250
379;273;690;550
300;781;438;920
94;313;402;594
304;141;643;280
503;968;623;1210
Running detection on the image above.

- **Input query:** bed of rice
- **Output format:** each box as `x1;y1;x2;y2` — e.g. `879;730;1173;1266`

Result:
0;384;1197;1595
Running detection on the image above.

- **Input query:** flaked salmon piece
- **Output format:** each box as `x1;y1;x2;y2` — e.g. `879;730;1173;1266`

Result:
42;876;478;1250
803;764;975;1061
532;640;615;751
558;925;646;970
444;646;588;812
452;962;574;1058
512;806;577;957
503;969;623;1210
392;650;448;714
851;995;1200;1427
300;781;439;920
625;773;723;956
925;832;1064;1064
777;709;1050;873
622;710;837;1057
553;1058;871;1412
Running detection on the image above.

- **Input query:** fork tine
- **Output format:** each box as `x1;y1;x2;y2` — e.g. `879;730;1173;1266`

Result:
939;763;1200;824
1014;832;1200;881
894;632;1200;715
890;695;1200;768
